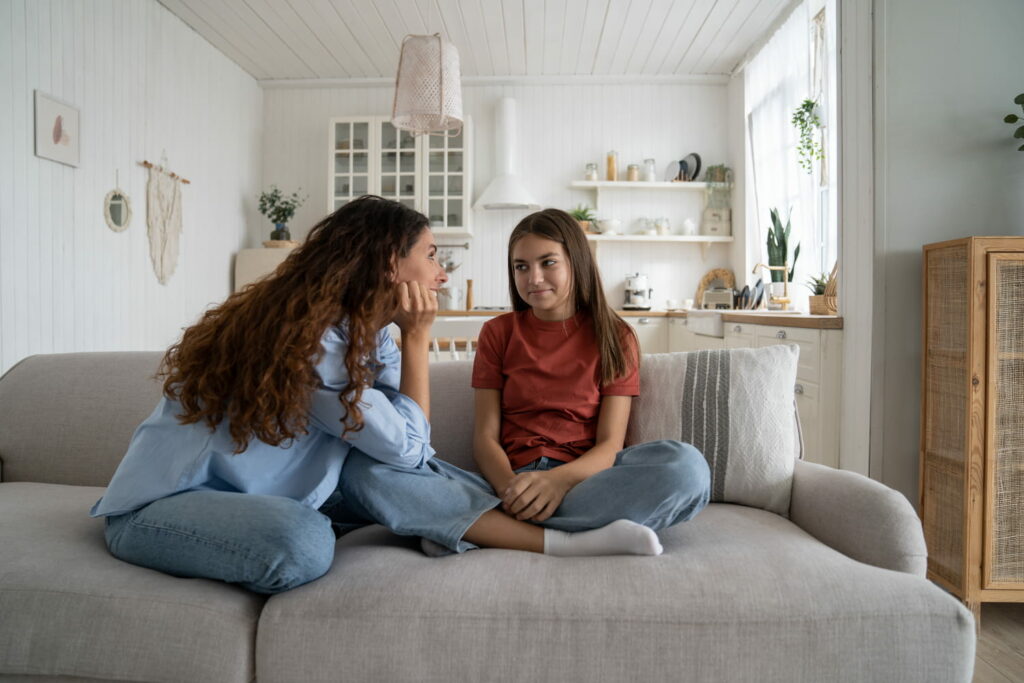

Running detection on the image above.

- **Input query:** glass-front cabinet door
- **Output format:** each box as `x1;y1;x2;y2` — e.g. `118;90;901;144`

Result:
379;121;417;211
328;116;472;237
426;129;466;235
330;120;370;212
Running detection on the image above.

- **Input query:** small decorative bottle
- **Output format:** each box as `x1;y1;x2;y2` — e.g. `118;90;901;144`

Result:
606;150;618;181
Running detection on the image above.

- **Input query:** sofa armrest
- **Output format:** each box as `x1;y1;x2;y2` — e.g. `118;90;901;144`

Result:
789;459;927;576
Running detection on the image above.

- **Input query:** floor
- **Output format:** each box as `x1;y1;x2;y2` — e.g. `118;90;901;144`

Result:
974;602;1024;682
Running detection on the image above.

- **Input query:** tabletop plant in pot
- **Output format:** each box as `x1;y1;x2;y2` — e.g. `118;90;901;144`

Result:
569;204;597;233
806;272;830;315
767;208;800;305
258;186;306;243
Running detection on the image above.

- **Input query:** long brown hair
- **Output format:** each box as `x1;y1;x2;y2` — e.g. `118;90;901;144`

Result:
507;208;637;385
158;195;428;453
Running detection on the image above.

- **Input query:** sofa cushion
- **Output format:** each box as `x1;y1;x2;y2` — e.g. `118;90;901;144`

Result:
0;483;263;683
626;347;801;516
255;505;974;683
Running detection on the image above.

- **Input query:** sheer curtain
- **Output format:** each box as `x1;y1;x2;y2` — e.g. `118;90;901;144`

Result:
745;1;818;299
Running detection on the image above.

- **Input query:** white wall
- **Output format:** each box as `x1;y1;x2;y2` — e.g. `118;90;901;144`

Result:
0;0;263;375
874;0;1024;500
262;80;735;309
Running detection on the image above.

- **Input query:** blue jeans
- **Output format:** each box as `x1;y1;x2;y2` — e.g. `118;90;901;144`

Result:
340;439;711;551
101;457;501;594
509;440;710;532
104;489;369;595
103;441;709;592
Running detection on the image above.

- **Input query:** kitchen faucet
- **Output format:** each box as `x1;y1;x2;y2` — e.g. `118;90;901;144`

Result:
752;262;790;311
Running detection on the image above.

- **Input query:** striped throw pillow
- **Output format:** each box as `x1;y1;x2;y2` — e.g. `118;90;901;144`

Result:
625;344;801;516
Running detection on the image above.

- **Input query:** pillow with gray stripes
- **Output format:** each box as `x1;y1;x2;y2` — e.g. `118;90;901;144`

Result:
625;344;801;517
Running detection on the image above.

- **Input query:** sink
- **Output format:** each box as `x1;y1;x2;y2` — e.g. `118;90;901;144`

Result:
685;309;801;338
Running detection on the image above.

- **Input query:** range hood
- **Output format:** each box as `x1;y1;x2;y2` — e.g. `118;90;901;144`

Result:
473;97;540;210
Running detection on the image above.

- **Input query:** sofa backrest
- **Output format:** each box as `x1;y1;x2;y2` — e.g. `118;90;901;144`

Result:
426;361;478;471
0;353;482;486
0;352;167;486
10;353;748;486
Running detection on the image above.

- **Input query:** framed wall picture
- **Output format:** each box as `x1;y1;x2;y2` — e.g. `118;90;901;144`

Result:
34;90;79;167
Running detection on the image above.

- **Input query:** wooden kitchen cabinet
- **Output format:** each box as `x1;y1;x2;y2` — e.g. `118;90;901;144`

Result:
668;317;725;352
329;116;472;238
625;316;668;354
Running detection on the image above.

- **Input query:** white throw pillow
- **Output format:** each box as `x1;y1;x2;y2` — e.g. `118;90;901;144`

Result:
625;345;802;516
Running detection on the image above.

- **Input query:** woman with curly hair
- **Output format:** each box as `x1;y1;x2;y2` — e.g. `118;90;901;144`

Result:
92;196;662;595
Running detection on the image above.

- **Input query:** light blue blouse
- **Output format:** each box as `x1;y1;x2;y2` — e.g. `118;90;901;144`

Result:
90;326;433;517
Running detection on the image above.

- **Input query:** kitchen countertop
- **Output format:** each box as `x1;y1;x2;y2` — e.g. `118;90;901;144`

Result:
438;309;843;329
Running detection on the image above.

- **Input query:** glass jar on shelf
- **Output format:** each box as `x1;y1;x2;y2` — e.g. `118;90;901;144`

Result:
585;163;599;181
606;150;618;181
626;164;640;182
643;158;657;182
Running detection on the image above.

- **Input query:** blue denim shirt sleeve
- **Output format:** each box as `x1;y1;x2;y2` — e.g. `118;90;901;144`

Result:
308;326;434;469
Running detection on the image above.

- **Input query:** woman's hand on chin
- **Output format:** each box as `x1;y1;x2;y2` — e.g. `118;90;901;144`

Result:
392;281;438;340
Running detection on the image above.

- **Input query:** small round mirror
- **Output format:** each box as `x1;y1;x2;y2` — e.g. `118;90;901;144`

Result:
104;189;131;232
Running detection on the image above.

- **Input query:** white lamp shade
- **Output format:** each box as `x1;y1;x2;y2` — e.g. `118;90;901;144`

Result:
392;34;463;136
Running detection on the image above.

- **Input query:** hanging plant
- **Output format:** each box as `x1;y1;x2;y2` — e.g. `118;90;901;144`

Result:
1002;93;1024;150
791;99;824;174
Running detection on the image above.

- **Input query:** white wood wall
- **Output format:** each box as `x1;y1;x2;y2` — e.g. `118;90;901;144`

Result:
262;81;742;309
0;0;262;375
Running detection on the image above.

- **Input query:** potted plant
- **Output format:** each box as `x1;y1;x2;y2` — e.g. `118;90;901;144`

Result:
806;272;830;314
258;186;307;243
767;207;800;284
569;204;597;233
791;99;824;174
1003;93;1024;150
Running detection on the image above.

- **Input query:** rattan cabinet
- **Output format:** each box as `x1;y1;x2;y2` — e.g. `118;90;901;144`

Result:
921;237;1024;622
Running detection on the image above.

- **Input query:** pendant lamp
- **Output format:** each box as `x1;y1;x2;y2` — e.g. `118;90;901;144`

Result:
391;34;463;136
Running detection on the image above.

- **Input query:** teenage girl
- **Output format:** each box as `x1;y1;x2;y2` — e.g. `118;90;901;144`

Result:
469;208;711;546
92;197;663;595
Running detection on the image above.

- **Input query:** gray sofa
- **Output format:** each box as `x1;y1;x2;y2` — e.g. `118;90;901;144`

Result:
0;352;974;682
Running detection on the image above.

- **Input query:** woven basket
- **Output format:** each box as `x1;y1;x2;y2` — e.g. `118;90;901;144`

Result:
808;295;837;315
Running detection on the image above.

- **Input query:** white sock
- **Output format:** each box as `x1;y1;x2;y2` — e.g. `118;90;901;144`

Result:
543;519;663;557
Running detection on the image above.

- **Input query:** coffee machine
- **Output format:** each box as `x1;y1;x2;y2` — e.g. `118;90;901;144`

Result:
623;273;653;310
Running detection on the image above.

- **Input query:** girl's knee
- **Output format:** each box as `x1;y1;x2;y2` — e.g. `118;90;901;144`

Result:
660;441;711;496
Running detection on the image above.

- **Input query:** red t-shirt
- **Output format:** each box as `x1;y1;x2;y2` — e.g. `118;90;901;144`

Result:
471;310;639;469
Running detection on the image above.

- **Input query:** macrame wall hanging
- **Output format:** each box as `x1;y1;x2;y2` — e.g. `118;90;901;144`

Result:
139;155;190;285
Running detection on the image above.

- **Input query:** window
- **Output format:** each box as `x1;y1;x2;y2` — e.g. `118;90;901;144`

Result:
745;0;838;304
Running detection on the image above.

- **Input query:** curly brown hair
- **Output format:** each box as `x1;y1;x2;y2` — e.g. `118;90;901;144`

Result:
507;208;638;386
158;195;428;453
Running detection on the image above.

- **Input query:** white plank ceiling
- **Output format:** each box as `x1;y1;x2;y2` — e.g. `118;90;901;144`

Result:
157;0;792;81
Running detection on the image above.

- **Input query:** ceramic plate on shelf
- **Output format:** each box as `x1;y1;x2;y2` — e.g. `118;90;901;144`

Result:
682;153;702;181
664;160;684;182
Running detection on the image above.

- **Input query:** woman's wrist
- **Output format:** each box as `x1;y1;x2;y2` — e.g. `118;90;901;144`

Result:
401;329;431;346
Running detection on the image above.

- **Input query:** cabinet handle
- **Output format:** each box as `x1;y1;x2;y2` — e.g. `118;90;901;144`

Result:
734;325;742;332
638;318;650;324
776;330;787;339
794;383;804;395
